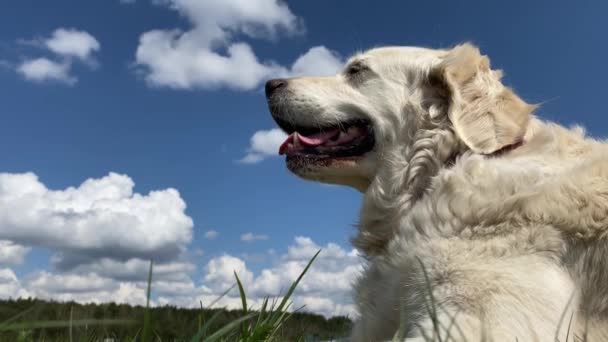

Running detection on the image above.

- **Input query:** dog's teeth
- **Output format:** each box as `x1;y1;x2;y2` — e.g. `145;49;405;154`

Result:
293;133;300;147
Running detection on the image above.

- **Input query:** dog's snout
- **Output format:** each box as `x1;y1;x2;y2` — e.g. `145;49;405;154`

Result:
265;79;287;98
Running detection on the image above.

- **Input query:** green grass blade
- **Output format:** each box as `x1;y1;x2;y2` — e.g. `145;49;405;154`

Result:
207;284;236;309
234;271;250;338
200;312;257;342
190;282;240;341
255;297;269;328
268;304;303;339
69;305;74;342
189;310;224;342
234;271;248;314
142;259;154;342
271;250;320;322
198;300;204;331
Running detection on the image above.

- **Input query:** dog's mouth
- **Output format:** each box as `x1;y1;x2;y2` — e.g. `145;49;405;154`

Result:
275;118;375;160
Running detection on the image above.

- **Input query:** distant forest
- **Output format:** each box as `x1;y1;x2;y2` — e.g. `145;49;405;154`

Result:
0;298;352;341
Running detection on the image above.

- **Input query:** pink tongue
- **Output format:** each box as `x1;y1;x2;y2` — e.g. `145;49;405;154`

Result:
278;129;340;155
298;129;340;146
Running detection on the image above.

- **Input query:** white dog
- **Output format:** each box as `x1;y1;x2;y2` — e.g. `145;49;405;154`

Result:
265;43;608;341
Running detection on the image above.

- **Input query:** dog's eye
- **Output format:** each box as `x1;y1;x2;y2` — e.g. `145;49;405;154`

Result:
345;62;366;76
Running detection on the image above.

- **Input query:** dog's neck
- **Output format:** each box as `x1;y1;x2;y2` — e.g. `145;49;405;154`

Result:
353;124;463;256
354;133;527;256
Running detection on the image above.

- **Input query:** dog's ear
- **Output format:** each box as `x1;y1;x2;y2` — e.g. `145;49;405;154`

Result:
432;43;535;154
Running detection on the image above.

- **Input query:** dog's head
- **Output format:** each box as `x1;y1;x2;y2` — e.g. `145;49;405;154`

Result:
266;43;534;193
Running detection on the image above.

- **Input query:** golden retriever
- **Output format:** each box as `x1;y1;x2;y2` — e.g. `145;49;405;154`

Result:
265;43;608;341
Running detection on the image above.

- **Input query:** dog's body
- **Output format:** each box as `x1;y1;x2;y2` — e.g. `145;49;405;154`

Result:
265;44;608;340
354;118;608;341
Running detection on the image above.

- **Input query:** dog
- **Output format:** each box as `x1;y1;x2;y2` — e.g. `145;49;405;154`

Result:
265;43;608;341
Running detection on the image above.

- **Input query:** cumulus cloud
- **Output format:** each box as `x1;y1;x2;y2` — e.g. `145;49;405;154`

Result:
205;254;254;291
0;268;30;299
0;237;363;317
0;171;359;317
152;237;363;317
16;28;100;85
134;0;343;90
239;128;287;163
28;272;117;295
0;171;196;305
0;172;193;267
1;267;187;306
59;258;195;282
204;230;219;240
0;241;30;266
45;28;100;62
201;237;363;317
25;272;148;305
17;58;76;85
240;232;269;242
289;46;344;77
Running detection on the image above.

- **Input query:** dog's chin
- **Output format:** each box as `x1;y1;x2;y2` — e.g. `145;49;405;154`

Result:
287;155;372;191
286;154;363;176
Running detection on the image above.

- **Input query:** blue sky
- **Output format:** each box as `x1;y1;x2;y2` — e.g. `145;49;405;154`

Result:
0;0;606;317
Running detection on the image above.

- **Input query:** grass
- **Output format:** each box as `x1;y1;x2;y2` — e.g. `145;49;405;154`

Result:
0;250;349;342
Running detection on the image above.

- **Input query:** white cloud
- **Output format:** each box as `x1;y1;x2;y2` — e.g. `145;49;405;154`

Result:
0;172;193;267
45;28;100;62
0;171;203;306
290;46;344;77
27;272;117;295
200;237;363;317
16;28;100;85
17;58;76;85
239;128;287;164
134;0;343;90
204;229;219;239
204;254;254;291
62;258;195;282
240;232;269;242
148;237;363;317
25;272;148;305
0;237;362;317
0;268;30;299
0;241;30;266
0;266;195;306
0;169;358;318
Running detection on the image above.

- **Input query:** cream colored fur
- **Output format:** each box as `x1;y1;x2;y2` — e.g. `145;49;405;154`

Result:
270;43;608;341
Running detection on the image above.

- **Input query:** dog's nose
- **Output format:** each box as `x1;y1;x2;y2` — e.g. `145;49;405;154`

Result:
265;79;287;98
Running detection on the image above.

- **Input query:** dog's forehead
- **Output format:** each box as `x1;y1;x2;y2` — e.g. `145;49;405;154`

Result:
351;46;445;70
